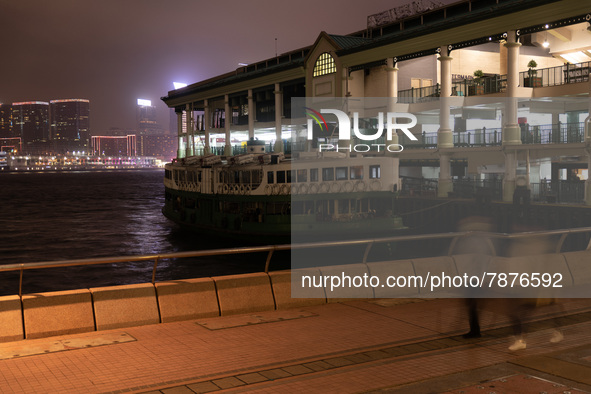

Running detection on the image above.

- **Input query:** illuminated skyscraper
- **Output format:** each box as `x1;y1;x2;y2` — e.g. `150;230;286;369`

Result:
0;104;12;138
50;99;90;153
136;99;160;135
11;101;50;153
136;98;162;155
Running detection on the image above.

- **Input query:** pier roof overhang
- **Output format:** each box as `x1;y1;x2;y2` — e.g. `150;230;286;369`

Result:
338;0;587;67
162;0;588;108
162;61;306;109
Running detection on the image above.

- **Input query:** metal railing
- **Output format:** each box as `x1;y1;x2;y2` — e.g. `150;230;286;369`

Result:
2;227;591;296
402;122;584;149
519;61;591;88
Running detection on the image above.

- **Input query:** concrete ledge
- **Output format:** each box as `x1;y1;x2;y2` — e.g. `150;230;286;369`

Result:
318;264;374;301
413;256;457;296
90;283;160;331
155;278;219;322
562;251;591;287
367;260;418;298
452;254;492;277
0;295;23;342
214;273;275;316
270;269;326;309
22;289;94;339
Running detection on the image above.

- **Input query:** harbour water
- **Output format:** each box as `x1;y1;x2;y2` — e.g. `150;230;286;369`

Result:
0;170;287;296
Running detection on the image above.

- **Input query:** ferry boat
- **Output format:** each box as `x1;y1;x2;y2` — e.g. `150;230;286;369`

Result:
163;140;406;244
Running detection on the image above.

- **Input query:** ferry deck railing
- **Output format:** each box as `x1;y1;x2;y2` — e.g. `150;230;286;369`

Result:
2;227;591;297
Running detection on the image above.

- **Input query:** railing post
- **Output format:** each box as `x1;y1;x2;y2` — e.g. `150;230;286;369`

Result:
264;248;274;273
151;257;159;284
19;266;23;298
362;241;374;264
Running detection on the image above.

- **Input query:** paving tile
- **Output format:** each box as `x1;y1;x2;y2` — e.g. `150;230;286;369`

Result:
281;365;314;376
161;386;196;394
259;368;293;380
302;360;334;371
0;298;590;394
323;357;356;367
211;377;245;389
186;381;221;393
236;372;269;384
362;350;391;360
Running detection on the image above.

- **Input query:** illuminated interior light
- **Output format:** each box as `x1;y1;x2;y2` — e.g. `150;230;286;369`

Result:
560;51;591;64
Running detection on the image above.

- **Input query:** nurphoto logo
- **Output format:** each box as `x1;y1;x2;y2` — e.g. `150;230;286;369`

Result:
305;108;418;153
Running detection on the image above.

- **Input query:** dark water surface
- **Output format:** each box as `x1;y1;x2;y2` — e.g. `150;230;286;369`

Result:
0;170;287;296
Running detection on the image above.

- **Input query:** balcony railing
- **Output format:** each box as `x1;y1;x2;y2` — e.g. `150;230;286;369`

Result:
519;61;591;88
402;122;584;149
398;61;591;101
449;179;586;205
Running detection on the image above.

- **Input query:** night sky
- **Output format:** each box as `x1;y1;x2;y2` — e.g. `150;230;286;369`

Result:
2;0;411;134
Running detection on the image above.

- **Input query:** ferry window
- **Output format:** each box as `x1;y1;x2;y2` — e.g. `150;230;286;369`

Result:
296;169;307;183
197;170;202;182
369;165;381;179
277;171;286;184
322;167;334;181
350;166;363;180
241;170;251;184
252;170;262;188
338;199;351;214
336;167;348;181
267;171;274;184
313;52;337;77
287;170;292;183
310;168;319;182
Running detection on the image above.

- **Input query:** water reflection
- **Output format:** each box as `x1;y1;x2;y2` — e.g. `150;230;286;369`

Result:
0;170;289;296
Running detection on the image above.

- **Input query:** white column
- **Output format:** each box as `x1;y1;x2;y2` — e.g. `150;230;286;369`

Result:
342;67;349;97
274;83;283;152
437;46;453;149
502;31;522;202
386;59;399;147
503;30;522;145
585;91;591;204
437;46;454;196
176;111;183;159
503;150;518;202
185;104;192;157
585;148;591;205
439;46;452;98
203;99;210;156
224;95;232;156
248;89;255;140
385;58;398;99
437;153;452;198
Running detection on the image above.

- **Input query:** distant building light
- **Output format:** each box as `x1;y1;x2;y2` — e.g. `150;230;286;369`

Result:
12;101;49;106
137;99;152;107
173;82;188;89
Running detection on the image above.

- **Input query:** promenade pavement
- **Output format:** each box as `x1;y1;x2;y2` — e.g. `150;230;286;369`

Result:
2;297;591;393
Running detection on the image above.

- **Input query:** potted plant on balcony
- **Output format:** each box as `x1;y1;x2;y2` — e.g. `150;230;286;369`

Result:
524;60;542;87
468;69;485;96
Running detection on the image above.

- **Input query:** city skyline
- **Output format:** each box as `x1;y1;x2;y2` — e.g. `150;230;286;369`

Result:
1;0;411;134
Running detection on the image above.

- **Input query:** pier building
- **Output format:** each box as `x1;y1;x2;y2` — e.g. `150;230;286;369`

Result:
162;0;591;204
